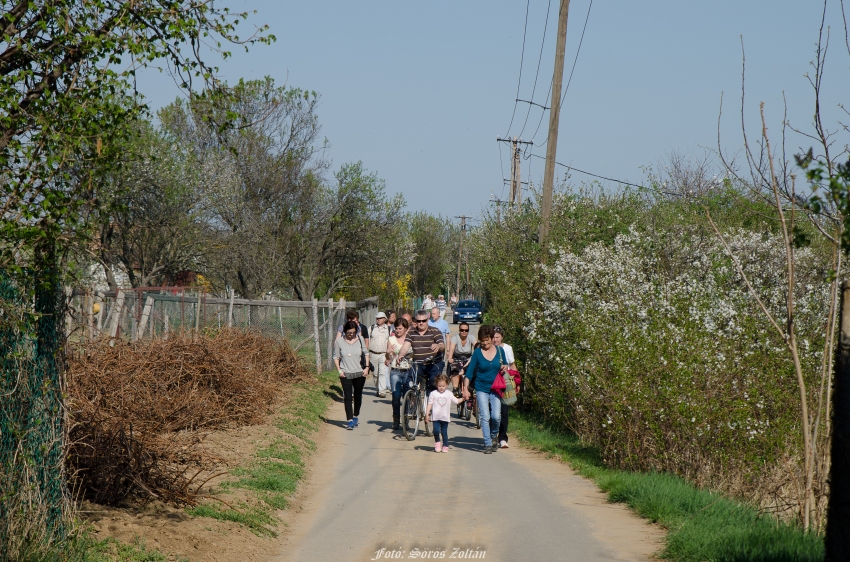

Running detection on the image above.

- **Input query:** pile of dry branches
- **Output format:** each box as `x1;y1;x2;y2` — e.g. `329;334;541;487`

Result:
66;330;313;506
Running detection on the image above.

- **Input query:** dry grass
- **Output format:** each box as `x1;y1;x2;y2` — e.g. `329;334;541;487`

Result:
65;330;314;507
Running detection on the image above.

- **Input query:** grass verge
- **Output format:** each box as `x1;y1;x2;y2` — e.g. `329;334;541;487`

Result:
79;536;186;562
510;410;824;562
187;371;336;536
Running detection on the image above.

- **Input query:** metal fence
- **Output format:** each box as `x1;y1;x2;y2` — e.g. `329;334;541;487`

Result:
68;288;379;374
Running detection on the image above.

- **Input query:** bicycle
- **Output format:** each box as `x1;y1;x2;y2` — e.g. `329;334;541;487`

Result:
402;363;433;441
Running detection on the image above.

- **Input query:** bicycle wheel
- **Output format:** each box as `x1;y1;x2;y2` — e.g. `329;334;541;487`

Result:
402;389;420;441
420;389;433;437
464;397;472;421
473;395;480;429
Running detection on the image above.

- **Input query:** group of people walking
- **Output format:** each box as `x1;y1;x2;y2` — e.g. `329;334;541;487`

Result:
332;305;519;453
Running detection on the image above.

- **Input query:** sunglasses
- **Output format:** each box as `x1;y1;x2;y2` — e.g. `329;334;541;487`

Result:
415;319;428;323
459;329;469;332
344;331;357;336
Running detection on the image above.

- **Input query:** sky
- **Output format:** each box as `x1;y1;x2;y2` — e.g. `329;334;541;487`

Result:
137;1;850;221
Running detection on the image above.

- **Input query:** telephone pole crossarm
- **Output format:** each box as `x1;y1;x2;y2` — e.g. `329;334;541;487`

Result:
497;137;534;206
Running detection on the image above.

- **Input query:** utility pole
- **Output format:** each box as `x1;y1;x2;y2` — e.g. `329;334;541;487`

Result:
455;215;471;299
827;279;850;560
497;137;533;205
540;0;571;246
490;194;509;225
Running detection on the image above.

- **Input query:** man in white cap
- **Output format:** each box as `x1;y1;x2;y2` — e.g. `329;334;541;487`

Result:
369;312;392;397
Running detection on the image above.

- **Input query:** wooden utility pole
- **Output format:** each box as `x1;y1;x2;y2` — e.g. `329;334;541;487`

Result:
490;194;509;225
540;0;571;246
455;215;471;298
827;279;850;560
497;137;533;205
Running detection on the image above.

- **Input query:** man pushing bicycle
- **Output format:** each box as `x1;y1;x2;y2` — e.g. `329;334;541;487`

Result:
397;309;445;392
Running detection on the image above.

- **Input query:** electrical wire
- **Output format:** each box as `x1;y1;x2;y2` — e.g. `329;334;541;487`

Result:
528;154;685;199
518;0;553;138
528;153;646;188
531;0;594;147
559;0;593;109
503;0;532;138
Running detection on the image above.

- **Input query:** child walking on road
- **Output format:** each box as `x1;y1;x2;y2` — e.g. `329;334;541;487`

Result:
425;374;462;452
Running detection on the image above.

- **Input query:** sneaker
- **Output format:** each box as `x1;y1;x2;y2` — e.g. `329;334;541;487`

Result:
347;420;355;430
492;444;499;452
434;443;442;453
499;440;509;448
442;446;450;453
352;417;359;427
483;447;493;454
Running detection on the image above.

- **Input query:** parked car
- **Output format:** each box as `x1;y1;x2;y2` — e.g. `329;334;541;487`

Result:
452;300;483;324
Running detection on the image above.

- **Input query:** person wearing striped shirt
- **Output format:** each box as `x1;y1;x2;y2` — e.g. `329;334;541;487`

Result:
397;310;445;392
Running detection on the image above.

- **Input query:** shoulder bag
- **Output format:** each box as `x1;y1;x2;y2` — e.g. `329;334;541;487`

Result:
497;347;518;405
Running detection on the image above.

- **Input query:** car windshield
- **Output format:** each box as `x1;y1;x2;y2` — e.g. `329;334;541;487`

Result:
457;300;480;308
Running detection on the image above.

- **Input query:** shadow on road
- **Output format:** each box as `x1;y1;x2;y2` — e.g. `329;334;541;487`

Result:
321;416;349;429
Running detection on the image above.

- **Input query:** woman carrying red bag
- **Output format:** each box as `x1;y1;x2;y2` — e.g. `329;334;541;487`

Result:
460;325;508;454
493;326;519;449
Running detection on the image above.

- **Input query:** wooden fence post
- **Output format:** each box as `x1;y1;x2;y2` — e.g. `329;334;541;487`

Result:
827;280;850;560
95;291;104;334
136;296;154;340
64;286;73;340
227;288;234;328
195;292;202;333
326;298;334;369
108;290;125;338
312;298;322;375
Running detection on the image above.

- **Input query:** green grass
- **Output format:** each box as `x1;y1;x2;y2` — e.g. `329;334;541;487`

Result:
188;371;336;536
81;537;180;562
510;410;825;562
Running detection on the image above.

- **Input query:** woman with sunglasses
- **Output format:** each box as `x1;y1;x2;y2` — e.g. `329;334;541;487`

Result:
447;322;476;392
334;320;370;430
385;317;413;430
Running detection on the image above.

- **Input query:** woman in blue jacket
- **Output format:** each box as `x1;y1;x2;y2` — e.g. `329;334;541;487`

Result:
460;325;508;454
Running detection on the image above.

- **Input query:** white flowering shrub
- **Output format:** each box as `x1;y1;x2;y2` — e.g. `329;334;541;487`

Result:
526;222;832;498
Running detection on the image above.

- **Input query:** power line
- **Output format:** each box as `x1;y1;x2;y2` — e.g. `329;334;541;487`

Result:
503;0;532;138
518;0;553;138
531;0;594;147
528;153;690;199
528;153;645;188
559;0;593;109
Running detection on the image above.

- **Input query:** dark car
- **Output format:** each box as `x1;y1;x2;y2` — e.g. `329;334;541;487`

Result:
452;300;483;324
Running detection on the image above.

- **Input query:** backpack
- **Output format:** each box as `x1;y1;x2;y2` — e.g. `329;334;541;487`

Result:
369;323;391;353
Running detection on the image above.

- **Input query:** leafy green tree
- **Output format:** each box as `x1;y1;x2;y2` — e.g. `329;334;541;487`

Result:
0;0;272;266
158;77;326;298
406;212;457;298
95;121;206;289
285;161;405;300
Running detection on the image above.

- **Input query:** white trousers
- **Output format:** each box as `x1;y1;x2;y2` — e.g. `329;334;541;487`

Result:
370;352;390;394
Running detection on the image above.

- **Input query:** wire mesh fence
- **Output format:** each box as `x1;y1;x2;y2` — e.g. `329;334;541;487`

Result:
67;288;380;373
1;270;68;553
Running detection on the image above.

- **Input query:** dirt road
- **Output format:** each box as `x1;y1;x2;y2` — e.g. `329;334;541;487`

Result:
275;321;663;561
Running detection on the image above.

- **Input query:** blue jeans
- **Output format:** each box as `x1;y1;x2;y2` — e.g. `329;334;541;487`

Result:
390;368;414;418
421;361;445;392
433;420;449;445
476;390;501;447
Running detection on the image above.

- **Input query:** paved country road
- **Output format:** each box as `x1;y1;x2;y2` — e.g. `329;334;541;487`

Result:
276;322;662;562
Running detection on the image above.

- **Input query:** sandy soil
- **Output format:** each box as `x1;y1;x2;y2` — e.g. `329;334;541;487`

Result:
81;402;321;562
